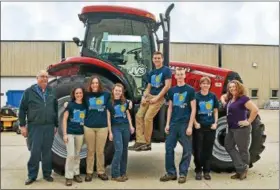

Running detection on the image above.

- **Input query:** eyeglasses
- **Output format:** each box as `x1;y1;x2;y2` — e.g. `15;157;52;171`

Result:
38;75;48;78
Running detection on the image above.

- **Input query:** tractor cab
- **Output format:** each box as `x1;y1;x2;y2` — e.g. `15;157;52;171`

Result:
72;4;174;98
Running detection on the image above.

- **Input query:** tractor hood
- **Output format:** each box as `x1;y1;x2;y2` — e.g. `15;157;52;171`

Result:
47;56;123;77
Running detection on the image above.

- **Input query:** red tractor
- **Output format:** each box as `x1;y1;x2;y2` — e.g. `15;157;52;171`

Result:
47;4;266;175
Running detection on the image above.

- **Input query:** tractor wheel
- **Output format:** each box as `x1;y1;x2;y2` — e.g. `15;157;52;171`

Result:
12;121;20;134
210;115;266;172
48;75;115;176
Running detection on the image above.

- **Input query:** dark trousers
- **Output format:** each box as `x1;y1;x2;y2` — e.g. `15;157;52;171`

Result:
111;124;130;178
27;124;54;180
193;127;216;173
224;126;251;174
165;123;192;176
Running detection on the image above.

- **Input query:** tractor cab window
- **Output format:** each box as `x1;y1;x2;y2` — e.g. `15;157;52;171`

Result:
85;18;154;97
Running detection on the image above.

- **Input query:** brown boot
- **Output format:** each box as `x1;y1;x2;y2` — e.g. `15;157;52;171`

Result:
65;179;72;186
74;175;83;183
160;174;177;182
239;168;248;180
111;176;126;182
178;176;186;184
85;174;93;182
230;173;240;179
121;175;128;181
98;173;109;181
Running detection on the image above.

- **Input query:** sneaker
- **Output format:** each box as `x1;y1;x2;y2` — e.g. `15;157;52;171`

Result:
159;174;177;182
111;176;126;182
73;175;83;183
85;174;93;182
203;173;211;180
195;172;202;180
65;179;72;186
98;173;109;181
121;175;128;181
129;142;147;151
230;173;240;179
178;175;186;184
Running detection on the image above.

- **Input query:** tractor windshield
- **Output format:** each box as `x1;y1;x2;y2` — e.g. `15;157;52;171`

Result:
84;17;154;97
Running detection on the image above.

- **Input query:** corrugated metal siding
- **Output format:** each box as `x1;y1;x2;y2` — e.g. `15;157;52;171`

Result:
65;42;80;57
1;42;61;76
170;43;218;67
221;45;279;107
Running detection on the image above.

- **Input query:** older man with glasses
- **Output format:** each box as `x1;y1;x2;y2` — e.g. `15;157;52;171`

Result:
19;70;58;185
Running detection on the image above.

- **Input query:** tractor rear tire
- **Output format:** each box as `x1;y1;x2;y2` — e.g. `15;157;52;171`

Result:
210;115;266;172
48;75;115;176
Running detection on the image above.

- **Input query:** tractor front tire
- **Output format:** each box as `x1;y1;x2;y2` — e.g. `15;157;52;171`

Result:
211;115;266;172
49;75;115;175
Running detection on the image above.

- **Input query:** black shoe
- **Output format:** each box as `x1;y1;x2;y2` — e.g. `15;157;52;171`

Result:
195;172;202;180
43;176;54;182
25;178;36;185
203;172;211;180
85;174;93;182
98;173;109;181
160;174;177;182
136;144;152;151
128;142;146;151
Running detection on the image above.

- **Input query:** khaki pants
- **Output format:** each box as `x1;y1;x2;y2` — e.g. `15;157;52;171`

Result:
65;134;84;179
136;95;164;144
84;126;108;174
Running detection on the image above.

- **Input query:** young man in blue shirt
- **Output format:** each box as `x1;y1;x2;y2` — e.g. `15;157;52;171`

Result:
160;68;196;184
129;51;172;151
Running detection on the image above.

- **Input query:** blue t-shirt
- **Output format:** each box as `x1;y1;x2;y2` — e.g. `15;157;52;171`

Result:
167;84;195;124
111;99;129;125
65;101;87;135
84;91;112;128
148;66;172;95
195;92;219;127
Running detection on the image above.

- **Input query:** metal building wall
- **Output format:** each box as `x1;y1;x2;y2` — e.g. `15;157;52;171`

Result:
1;41;61;76
221;44;279;107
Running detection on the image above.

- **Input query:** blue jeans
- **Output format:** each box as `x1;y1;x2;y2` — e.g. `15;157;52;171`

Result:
111;124;130;178
165;122;192;176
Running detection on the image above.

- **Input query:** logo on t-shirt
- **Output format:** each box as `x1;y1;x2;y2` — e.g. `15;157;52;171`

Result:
114;103;127;118
151;73;163;88
71;109;86;125
198;99;213;115
89;96;105;111
173;91;188;108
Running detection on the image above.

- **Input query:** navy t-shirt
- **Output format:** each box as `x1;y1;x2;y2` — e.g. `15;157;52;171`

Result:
195;92;219;127
84;91;112;128
148;66;172;95
65;101;87;135
111;99;129;125
167;84;195;124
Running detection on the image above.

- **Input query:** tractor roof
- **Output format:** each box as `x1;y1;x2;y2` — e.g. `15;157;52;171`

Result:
81;5;156;21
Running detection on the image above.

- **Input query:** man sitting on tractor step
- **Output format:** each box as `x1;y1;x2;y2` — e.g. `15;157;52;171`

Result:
129;51;172;151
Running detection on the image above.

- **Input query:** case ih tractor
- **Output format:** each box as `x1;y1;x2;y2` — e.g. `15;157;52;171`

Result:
47;4;266;175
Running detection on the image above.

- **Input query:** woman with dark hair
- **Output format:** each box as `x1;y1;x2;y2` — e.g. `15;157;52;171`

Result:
62;87;87;186
109;83;135;182
83;75;112;182
193;76;219;181
221;80;259;180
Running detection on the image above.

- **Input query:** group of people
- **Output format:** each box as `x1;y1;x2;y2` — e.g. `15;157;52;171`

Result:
19;51;259;186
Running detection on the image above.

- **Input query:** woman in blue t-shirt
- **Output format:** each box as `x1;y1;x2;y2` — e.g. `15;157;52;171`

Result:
109;83;135;182
193;77;219;181
62;87;87;186
83;75;112;182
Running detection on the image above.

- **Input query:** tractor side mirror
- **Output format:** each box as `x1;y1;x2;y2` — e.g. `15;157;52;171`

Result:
73;37;83;47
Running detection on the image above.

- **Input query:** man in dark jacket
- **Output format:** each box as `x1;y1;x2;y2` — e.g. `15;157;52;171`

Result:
19;70;58;185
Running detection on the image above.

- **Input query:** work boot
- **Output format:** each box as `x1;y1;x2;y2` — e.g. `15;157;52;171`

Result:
85;174;93;182
137;143;152;151
121;175;128;181
178;175;187;184
239;168;248;180
65;179;72;186
111;176;126;182
98;173;109;181
43;176;54;182
73;175;83;183
203;173;211;180
230;173;240;179
129;142;146;151
159;174;177;182
195;172;202;180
